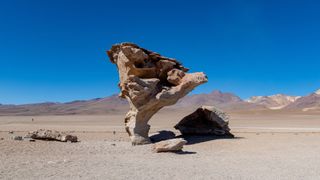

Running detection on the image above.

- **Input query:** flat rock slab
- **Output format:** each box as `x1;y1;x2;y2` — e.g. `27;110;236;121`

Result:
25;129;78;142
152;138;187;153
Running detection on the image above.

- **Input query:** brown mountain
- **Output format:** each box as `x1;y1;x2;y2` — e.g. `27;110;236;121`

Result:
0;95;128;116
177;90;242;106
173;90;265;111
285;90;320;111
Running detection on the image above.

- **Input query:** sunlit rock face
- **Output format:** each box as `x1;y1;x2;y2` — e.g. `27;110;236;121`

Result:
107;43;207;145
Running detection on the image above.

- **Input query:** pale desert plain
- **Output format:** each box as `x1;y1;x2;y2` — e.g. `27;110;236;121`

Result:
1;109;320;180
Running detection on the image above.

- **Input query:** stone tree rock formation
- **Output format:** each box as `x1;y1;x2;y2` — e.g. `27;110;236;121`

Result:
107;43;208;145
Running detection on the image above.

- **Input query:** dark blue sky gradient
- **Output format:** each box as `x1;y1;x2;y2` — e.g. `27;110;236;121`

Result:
0;0;320;104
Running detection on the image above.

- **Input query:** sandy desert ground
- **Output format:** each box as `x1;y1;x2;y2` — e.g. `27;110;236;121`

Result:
1;110;320;180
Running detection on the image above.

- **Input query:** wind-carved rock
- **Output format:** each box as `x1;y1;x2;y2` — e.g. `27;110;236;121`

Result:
107;43;208;145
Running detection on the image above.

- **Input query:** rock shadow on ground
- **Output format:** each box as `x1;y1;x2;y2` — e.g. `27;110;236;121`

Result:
177;135;243;145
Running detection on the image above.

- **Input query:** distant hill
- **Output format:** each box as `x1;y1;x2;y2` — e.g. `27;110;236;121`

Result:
285;90;320;111
174;90;265;111
0;95;128;116
1;89;320;115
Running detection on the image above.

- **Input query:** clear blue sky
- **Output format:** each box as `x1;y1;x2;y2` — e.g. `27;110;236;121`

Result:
1;0;320;104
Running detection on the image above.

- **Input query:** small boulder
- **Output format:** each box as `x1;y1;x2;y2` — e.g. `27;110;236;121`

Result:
61;134;78;142
152;138;187;153
174;106;234;137
12;136;23;141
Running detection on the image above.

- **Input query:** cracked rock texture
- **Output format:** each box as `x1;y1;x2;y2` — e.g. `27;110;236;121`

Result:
26;129;78;142
107;42;207;145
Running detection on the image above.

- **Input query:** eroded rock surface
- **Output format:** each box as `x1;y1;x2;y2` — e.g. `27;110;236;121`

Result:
26;129;78;142
174;106;234;137
107;43;207;145
152;138;187;153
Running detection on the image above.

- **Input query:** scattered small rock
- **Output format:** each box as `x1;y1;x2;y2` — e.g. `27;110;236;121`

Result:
152;138;187;153
61;134;78;142
12;136;23;141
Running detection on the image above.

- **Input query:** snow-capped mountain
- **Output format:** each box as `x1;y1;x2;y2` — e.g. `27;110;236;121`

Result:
285;89;320;111
246;94;301;109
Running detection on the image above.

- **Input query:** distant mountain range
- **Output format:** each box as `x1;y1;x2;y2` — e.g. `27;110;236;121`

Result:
175;90;265;111
285;90;320;111
245;89;320;112
0;89;319;115
246;94;301;110
0;95;128;116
